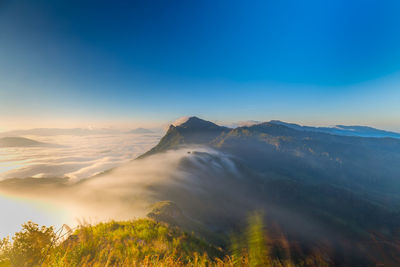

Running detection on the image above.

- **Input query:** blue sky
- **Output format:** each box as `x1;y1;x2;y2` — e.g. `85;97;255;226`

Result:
1;0;400;130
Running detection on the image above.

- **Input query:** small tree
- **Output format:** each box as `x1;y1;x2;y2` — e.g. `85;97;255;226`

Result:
4;221;55;267
0;237;11;266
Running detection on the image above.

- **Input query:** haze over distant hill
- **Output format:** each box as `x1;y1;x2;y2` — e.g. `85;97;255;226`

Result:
0;137;51;147
128;128;153;134
0;128;121;137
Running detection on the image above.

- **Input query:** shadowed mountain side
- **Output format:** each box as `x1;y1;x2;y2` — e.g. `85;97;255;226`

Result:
132;117;400;265
141;118;400;207
212;123;400;205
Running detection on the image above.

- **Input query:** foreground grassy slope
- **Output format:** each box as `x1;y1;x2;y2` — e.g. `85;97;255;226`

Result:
45;219;224;267
1;219;223;267
0;216;331;267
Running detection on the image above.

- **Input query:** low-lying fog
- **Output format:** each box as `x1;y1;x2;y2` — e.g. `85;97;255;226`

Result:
0;147;239;238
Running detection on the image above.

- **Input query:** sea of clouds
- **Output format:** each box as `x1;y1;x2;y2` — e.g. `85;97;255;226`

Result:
0;132;161;180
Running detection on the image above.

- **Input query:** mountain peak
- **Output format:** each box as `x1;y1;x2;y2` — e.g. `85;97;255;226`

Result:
178;117;220;129
139;117;227;158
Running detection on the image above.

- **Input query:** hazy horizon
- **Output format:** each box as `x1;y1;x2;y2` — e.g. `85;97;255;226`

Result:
2;114;400;133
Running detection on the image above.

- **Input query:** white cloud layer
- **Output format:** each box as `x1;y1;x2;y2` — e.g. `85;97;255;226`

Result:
0;133;161;180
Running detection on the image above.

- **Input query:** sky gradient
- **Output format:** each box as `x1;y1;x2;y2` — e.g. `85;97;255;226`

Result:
1;0;400;130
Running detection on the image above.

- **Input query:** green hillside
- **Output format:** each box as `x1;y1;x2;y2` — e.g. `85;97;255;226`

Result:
0;213;331;267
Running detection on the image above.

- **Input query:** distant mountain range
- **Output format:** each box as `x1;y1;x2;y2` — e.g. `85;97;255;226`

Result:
269;120;400;138
2;122;397;138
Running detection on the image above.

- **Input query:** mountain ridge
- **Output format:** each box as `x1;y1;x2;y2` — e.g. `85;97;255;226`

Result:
141;117;400;159
269;120;400;138
139;116;400;202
